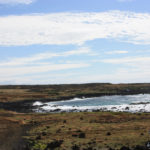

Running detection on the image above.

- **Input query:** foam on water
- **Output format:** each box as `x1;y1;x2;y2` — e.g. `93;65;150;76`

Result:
33;94;150;113
33;101;43;106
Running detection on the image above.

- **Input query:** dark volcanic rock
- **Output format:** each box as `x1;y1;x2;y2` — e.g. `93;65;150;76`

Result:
120;146;131;150
36;135;41;140
125;107;130;110
42;132;47;136
106;132;111;136
63;120;67;123
109;148;115;150
72;132;85;138
45;140;63;150
79;132;86;138
134;145;147;150
72;145;80;150
72;134;78;137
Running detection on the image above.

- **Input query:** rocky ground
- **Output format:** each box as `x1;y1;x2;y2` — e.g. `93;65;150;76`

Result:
1;110;150;150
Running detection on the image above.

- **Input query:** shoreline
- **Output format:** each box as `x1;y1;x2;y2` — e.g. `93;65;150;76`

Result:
1;83;150;113
0;93;149;113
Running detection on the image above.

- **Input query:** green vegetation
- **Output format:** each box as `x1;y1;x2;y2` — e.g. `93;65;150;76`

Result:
0;83;150;103
24;112;150;150
1;110;150;150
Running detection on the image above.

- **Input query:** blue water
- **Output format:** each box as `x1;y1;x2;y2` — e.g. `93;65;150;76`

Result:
47;94;150;107
33;94;150;112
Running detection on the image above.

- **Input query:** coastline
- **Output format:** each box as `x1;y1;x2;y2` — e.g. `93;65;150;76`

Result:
1;83;150;149
0;93;150;113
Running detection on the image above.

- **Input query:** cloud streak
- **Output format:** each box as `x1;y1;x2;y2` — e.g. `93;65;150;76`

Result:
106;50;128;54
101;56;150;65
0;0;35;5
0;11;150;46
0;47;91;66
89;56;150;83
0;63;90;77
1;54;150;84
0;47;91;82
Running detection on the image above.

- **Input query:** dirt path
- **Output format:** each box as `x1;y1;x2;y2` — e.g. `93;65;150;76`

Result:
0;117;27;150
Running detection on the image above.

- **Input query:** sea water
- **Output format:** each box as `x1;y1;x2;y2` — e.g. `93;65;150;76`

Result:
33;94;150;113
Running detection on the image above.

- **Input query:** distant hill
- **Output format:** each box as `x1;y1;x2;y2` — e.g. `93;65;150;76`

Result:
0;83;150;103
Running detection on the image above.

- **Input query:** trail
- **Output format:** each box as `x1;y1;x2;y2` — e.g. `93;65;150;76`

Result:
0;117;27;150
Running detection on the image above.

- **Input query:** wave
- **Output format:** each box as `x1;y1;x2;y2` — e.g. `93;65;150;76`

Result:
32;94;150;113
33;103;150;113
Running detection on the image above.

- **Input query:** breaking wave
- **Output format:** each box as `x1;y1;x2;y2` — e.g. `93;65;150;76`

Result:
33;94;150;113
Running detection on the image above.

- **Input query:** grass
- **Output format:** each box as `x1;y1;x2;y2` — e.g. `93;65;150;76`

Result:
0;83;150;102
26;112;150;149
1;111;150;150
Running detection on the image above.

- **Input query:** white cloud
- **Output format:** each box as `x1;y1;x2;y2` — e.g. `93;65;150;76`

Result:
0;47;92;66
0;47;91;82
1;55;150;84
83;56;150;83
0;63;90;77
3;64;150;84
0;72;81;84
1;11;150;46
0;0;35;4
101;56;150;65
106;50;128;54
75;69;150;83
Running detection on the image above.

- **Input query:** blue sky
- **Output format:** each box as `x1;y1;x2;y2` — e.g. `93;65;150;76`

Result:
0;0;150;84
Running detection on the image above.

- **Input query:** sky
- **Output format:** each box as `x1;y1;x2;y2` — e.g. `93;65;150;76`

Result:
0;0;150;84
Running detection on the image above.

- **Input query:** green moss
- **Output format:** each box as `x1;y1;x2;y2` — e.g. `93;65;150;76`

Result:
32;143;47;150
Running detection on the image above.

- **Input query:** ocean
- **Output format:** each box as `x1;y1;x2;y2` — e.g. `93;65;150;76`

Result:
33;94;150;113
